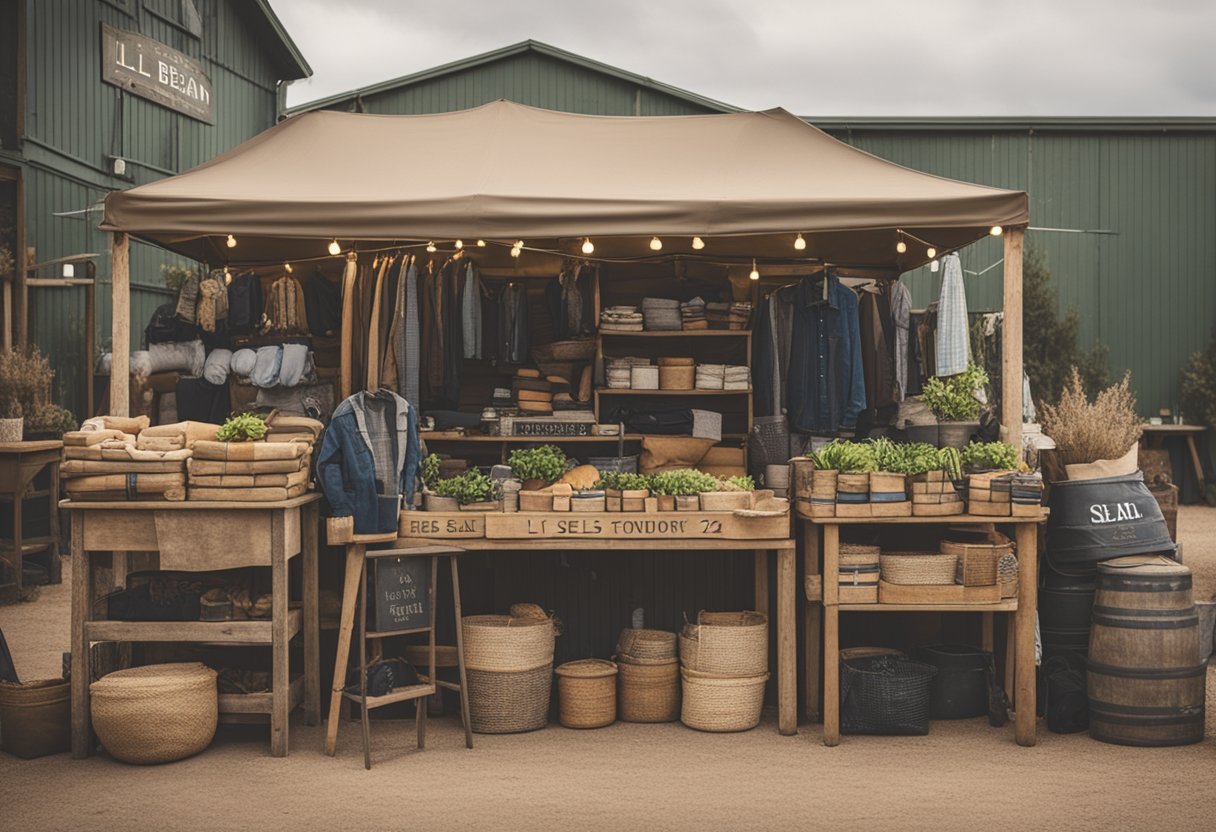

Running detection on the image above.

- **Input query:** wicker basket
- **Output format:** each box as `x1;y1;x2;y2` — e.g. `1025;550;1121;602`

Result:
840;543;880;568
463;615;555;672
556;659;617;728
89;663;217;764
0;679;70;759
659;364;695;390
680;669;769;732
679;611;768;677
466;664;552;734
879;552;958;585
942;535;1013;586
617;658;680;722
616;628;677;661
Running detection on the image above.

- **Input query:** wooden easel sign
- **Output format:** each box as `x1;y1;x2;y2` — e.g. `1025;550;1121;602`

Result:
367;556;432;633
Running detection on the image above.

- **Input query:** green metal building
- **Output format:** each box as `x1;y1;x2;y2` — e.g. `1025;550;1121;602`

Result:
1;0;310;416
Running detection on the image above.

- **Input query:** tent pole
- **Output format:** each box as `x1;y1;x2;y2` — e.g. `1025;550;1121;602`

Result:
1001;227;1025;454
110;232;130;417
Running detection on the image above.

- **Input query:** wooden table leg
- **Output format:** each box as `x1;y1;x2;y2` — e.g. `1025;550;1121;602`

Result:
802;521;822;722
822;523;840;746
754;550;769;615
777;546;797;736
450;554;473;750
47;462;62;584
1187;435;1207;492
301;503;320;726
325;543;366;756
1014;523;1039;746
270;511;289;757
70;511;90;758
11;486;22;600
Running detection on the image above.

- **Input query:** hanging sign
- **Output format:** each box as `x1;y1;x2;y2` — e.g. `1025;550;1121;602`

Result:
100;23;215;124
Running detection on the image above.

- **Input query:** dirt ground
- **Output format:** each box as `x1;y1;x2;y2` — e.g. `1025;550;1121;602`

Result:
3;508;1215;832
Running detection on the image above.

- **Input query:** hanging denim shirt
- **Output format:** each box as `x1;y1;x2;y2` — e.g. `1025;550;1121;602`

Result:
786;273;866;435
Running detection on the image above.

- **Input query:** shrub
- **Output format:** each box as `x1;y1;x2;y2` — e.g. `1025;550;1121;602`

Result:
430;469;499;504
1041;369;1143;466
216;412;268;442
650;469;719;497
870;439;942;476
508;445;569;483
808;440;877;473
1180;335;1216;431
961;441;1020;472
594;471;652;492
0;347;54;420
25;402;78;437
921;363;989;422
714;475;756;492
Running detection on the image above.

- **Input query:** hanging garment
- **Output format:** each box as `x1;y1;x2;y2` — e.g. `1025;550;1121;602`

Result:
935;253;971;376
441;260;463;408
888;279;913;399
316;389;421;535
752;283;803;420
402;259;421;408
421;261;445;395
266;275;309;335
301;269;342;337
196;276;228;333
382;257;407;392
227;272;264;335
175;377;229;424
497;283;530;366
857;286;898;412
461;261;483;359
786;273;866;436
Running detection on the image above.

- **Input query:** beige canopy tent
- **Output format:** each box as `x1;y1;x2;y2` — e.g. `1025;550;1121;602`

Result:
101;100;1028;443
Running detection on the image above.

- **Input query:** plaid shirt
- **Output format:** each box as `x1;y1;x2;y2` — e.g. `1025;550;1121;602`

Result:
934;253;971;377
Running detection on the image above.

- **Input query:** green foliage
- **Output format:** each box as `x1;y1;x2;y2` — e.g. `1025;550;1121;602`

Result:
1023;248;1110;404
649;469;719;497
160;263;199;292
216;412;268;442
25;402;77;437
430;469;499;505
870;439;943;476
961;441;1020;472
808;440;878;473
938;447;963;481
508;445;569;483
594;471;652;492
0;347;54;420
921;363;989;422
718;474;756;492
1180;335;1216;432
421;453;442;489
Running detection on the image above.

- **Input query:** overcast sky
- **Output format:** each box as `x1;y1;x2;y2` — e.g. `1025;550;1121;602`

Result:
276;0;1216;116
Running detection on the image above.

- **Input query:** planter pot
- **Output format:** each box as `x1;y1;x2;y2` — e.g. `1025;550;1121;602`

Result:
675;495;700;511
656;495;676;512
521;478;548;492
460;500;500;512
936;421;979;450
904;423;939;446
869;472;907;498
0;417;23;443
424;493;459;512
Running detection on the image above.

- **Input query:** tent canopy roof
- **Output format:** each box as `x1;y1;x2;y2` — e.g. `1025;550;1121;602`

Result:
102;100;1027;268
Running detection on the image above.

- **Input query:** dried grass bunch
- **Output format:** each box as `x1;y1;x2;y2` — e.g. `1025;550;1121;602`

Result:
1041;368;1142;465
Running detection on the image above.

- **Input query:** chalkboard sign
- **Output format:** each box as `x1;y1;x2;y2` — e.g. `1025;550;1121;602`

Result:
367;556;432;633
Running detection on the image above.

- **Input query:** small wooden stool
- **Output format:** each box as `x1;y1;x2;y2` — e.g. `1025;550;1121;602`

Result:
324;536;473;768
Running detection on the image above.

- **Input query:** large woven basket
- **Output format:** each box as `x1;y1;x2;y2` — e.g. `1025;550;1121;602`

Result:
680;669;769;732
466;664;552;734
880;552;958;585
616;628;677;662
680;611;768;677
0;678;70;759
617;658;680;722
556;659;617;729
942;535;1013;586
89;662;217;764
463;615;555;672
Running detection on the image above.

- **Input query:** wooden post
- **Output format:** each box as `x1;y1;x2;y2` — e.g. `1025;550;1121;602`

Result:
776;547;797;736
1001;228;1025;454
110;232;130;417
1014;522;1039;746
85;260;96;417
802;521;822;722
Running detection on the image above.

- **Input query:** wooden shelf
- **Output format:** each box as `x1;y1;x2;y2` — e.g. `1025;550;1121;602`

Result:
86;608;302;644
800;512;1046;525
218;674;305;716
422;432;643;443
598;330;751;338
595;388;751;396
838;601;1018;612
341;683;436;709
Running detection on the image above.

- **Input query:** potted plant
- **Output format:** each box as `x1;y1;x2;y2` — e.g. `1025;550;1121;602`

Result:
960;441;1021;474
429;469;500;511
920;363;989;449
596;471;651;512
0;347;55;442
810;441;877;506
867;437;911;499
420;453;455;511
1041;369;1144;481
216;412;268;442
700;474;756;511
650;469;718;511
508;445;570;491
24;402;78;440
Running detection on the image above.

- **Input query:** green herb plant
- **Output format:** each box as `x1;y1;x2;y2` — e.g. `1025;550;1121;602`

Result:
430;469;500;505
649;469;719;497
870;439;943;476
594;471;652;492
961;441;1020;472
508;445;569;484
421;453;442;489
714;475;756;492
921;363;990;422
216;412;268;442
808;441;878;473
938;447;964;481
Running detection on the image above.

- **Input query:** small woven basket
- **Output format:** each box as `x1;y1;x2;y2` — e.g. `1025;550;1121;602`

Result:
658;364;695;390
617;658;680;722
616;628;677;662
89;662;217;764
840;543;880;568
680;611;768;677
466;664;552;734
879;552;958;585
680;669;769;732
463;615;555;672
942;536;1013;586
556;659;617;729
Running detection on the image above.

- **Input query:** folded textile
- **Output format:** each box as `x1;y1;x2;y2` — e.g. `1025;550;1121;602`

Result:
203;349;232;386
192;439;309;461
81;415;149;434
251;345;282;388
265;415;324;442
136;436;185;452
189;455;309;476
101;446;191;461
61;459;188;476
147;340;205;376
139;421;221;448
691;409;723;441
188;483;309;502
188;466;310;489
231;348;257;377
64;472;187;501
64;429;131;447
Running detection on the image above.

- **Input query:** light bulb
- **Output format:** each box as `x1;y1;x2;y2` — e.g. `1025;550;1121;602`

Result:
581;237;595;255
454;239;463;250
223;266;231;285
896;240;907;254
226;234;237;248
476;239;486;247
649;236;662;251
426;241;437;253
990;225;1004;236
510;246;521;258
794;233;806;251
328;239;341;256
691;236;705;250
930;259;940;273
284;262;293;273
926;247;937;259
749;259;760;281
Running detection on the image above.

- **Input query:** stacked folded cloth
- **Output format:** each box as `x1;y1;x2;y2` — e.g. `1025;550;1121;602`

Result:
512;368;554;414
61;417;219;502
600;306;643;333
695;363;725;390
680;297;707;330
641;297;681;331
728;302;753;330
187;426;318;502
705;302;730;329
606;356;651;389
723;365;751;390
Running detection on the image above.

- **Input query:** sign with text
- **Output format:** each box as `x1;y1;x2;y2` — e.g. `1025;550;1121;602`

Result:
398;511;486;539
485;511;788;540
101;23;215;124
368;556;432;633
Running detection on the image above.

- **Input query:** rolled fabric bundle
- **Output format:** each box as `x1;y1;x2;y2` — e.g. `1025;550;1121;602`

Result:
81;415;150;434
250;346;283;388
138;421;221;449
203;349;232;385
187;466;310;489
192;440;308;461
188;455;309;476
96;351;153;377
277;344;310;387
231;348;257;377
64;429;131;447
148;340;205;376
265;416;323;442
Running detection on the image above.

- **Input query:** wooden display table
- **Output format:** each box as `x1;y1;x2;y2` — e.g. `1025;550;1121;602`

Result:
1141;423;1207;493
0;440;63;602
800;511;1045;747
63;494;322;758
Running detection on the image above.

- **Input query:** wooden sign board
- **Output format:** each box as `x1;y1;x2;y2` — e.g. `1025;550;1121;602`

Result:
368;556;432;633
101;24;215;123
485;511;789;541
398;511;486;539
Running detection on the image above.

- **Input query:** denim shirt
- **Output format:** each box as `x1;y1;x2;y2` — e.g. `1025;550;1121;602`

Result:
786;273;867;435
316;390;421;534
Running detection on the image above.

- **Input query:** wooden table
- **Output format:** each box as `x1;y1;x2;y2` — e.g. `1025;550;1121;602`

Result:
396;534;801;736
0;440;63;602
800;512;1045;747
1141;424;1207;492
64;494;322;758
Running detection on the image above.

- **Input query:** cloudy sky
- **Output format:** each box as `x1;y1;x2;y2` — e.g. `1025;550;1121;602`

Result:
276;0;1216;115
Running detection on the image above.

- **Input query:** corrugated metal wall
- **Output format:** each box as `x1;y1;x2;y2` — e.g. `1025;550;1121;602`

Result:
20;0;286;417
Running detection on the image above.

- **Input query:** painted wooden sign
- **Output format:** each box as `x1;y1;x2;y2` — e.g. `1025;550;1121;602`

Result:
398;511;486;539
101;23;215;123
484;511;789;540
368;556;431;632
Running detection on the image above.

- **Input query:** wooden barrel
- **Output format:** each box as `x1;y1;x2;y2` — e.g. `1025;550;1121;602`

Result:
1046;473;1173;571
1087;555;1206;747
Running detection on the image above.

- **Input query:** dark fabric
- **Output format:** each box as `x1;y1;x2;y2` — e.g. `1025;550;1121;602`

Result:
442;261;463;408
497;283;530;366
174;377;229;423
544;274;566;341
753;294;775;418
905;311;926;396
620;408;694;435
0;625;17;683
301;269;342;336
858;288;897;412
226;272;263;335
144;302;199;346
786;273;866;435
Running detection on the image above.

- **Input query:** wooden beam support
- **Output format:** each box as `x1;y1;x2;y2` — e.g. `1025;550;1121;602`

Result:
1001;228;1025;454
109;232;130;417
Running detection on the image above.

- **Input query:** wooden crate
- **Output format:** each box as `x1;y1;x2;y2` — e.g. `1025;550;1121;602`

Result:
870;501;912;518
484;511;789;541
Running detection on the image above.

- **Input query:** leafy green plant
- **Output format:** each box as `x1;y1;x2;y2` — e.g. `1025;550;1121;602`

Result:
961;441;1020;472
870;439;942;476
508;445;569;483
921;363;989;422
938;447;963;481
216;412;268;442
650;469;719;497
160;263;199;293
808;441;877;473
595;471;652;492
714;475;756;492
430;469;500;505
421;453;442;489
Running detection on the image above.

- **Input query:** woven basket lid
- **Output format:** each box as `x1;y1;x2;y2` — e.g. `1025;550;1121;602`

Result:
556;659;618;678
91;662;215;692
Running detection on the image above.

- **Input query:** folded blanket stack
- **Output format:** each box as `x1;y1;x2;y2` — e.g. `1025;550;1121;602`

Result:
723;365;751;390
695;363;725;390
641;297;681;331
728;302;753;330
512;368;553;415
187;438;313;501
606;356;651;389
62;417;202;502
600;306;643;333
680;297;707;331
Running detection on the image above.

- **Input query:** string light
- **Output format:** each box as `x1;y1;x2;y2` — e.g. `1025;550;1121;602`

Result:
649;236;663;251
327;239;341;256
926;247;937;259
225;234;237;248
223;266;231;285
425;241;437;253
510;241;523;258
581;237;595;255
896;240;907;254
749;259;760;281
476;239;486;247
284;262;293;273
990;225;1004;236
454;239;464;250
794;233;806;251
930;259;940;273
691;236;705;250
